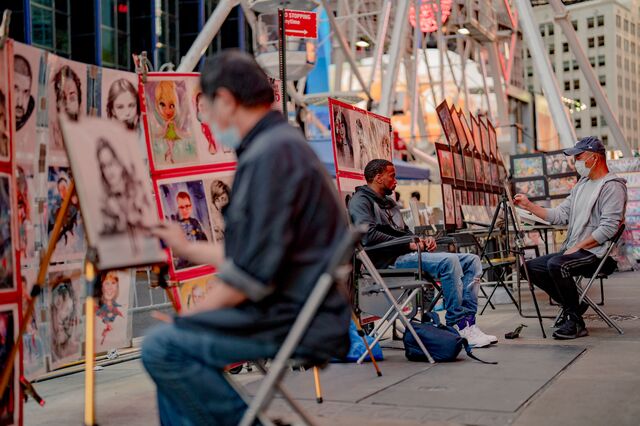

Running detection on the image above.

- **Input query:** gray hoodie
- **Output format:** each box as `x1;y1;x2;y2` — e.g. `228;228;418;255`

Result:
546;173;627;258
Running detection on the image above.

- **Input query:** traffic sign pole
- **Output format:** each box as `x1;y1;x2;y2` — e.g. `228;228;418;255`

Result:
278;8;288;117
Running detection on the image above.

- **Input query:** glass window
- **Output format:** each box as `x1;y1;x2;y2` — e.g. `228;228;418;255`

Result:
564;81;571;91
102;0;114;27
624;39;629;52
631;23;636;36
617;55;622;67
589;56;596;67
30;1;71;57
601;116;607;127
573;60;579;70
624;19;629;32
562;42;569;52
598;55;605;66
626;78;630;90
597;35;604;47
572;20;578;30
590;97;596;108
632;42;636;54
587;17;594;29
548;23;554;36
575;118;582;129
619;95;623;107
31;5;54;49
591;117;598;127
563;60;570;72
539;24;546;37
102;28;116;65
602;135;608;144
101;0;131;69
527;66;534;77
618;75;622;88
597;15;604;27
617;35;621;48
599;75;606;86
588;37;595;48
548;44;555;55
574;79;580;90
617;15;621;27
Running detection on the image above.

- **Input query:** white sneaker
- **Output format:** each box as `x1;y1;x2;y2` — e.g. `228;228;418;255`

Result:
471;325;498;344
456;324;492;348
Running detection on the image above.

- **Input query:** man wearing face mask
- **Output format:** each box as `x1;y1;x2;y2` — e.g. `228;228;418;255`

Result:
349;159;496;348
143;50;351;425
514;136;627;339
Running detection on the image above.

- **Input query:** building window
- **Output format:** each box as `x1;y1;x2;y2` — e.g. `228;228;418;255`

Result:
624;39;629;52
562;42;569;52
602;135;608;145
624;19;629;32
548;23;554;36
572;20;578;30
634;119;638;130
154;0;180;68
619;95;623;107
589;57;596;67
590;97;596;108
564;81;571;91
631;23;636;36
618;76;622;88
617;35;621;48
527;66;534;77
591;117;598;127
616;15;621;28
625;58;629;71
573;60;579;70
563;61;570;72
617;55;622;67
626;78;630;90
527;49;531;58
30;0;71;57
574;79;580;90
632;42;636;54
599;75;606;86
626;98;631;109
575;118;582;129
539;24;546;37
548;44;555;55
101;0;131;69
588;37;595;48
601;116;607;127
587;17;595;29
597;15;604;27
597;36;605;47
598;55;605;66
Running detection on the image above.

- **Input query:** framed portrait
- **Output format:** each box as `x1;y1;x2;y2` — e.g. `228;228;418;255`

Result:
48;267;84;370
178;274;221;312
454;189;463;229
442;184;455;226
0;41;12;165
452;151;465;187
511;153;545;179
463;152;476;187
330;100;356;172
95;270;134;354
20;269;48;380
15;163;37;266
548;175;578;196
514;178;547;200
436;144;455;184
60;116;166;270
545;150;576;176
469;114;482;155
449;105;466;151
487;119;498;159
347;108;374;171
628;188;640;202
458;109;475;152
473;156;485;188
141;73;235;173
436;100;458;146
47;55;88;162
13;43;44;160
479;116;491;159
0;173;16;292
0;304;20;426
367;110;393;162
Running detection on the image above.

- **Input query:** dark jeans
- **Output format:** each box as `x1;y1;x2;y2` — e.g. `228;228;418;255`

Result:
141;322;280;426
525;249;600;315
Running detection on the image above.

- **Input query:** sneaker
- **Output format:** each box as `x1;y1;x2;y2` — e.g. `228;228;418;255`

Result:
456;324;492;348
552;313;588;340
471;325;498;344
554;304;589;328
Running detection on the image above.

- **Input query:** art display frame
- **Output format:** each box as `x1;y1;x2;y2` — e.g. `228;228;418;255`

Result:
513;178;548;200
435;100;458;147
511;153;546;179
545;149;577;177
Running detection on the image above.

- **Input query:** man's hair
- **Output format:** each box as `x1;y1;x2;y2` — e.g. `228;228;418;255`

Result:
364;159;393;183
411;191;421;201
176;191;191;202
200;50;274;107
53;65;82;110
14;55;32;80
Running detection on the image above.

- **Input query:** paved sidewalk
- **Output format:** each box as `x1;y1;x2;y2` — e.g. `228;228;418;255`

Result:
24;271;640;425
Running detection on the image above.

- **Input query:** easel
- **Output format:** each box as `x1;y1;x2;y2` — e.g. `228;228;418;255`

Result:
0;179;171;425
479;183;547;338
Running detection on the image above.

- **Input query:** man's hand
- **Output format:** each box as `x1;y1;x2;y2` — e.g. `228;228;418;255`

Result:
513;193;534;211
409;241;425;251
422;237;437;252
564;246;580;255
152;222;190;257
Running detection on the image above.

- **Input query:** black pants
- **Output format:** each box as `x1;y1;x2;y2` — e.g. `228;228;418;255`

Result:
525;250;600;314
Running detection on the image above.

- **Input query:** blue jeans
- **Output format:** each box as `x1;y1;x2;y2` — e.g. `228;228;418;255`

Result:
394;252;483;326
141;322;280;426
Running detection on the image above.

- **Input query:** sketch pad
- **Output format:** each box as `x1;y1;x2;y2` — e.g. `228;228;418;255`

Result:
60;116;167;270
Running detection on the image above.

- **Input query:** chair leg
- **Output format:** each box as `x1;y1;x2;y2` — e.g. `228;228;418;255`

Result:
351;311;382;377
479;286;496;310
598;278;605;306
581;294;623;335
312;367;323;404
480;281;500;315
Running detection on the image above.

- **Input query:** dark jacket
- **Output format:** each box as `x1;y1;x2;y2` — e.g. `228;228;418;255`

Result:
348;185;414;268
175;112;350;360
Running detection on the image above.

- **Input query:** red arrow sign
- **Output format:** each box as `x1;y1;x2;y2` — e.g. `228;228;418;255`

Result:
284;10;318;39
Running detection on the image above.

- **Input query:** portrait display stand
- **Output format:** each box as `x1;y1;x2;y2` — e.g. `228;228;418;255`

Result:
479;183;547;338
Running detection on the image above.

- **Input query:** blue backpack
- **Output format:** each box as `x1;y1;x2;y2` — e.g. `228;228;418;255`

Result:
403;313;497;364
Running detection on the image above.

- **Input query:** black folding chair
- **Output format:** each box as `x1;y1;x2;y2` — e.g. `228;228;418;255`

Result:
450;232;519;314
230;229;363;426
574;225;625;334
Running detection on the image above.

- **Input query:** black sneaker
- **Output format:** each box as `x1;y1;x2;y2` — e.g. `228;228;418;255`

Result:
553;303;589;328
553;313;588;339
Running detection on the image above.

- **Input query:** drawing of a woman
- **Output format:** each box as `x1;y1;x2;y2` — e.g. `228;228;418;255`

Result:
155;81;181;163
96;271;123;345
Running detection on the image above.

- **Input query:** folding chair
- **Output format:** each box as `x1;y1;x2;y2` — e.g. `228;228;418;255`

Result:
573;225;625;334
354;236;436;364
450;232;519;314
229;229;363;426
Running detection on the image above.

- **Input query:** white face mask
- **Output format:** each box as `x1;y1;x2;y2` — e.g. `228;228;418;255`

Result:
209;121;242;150
575;154;596;177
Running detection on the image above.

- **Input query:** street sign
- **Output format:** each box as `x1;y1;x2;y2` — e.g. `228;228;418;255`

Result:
284;9;318;39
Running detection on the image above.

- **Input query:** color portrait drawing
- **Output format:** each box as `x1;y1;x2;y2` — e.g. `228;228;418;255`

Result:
47;167;86;262
96;271;124;346
106;78;140;131
146;79;198;167
97;137;154;253
0;176;13;290
195;92;218;155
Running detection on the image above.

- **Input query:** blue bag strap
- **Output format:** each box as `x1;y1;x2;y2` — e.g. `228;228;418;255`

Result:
460;339;498;365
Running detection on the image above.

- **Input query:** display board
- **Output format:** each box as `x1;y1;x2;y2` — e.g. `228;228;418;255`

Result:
328;98;393;194
608;158;640;266
510;149;579;201
435;100;501;229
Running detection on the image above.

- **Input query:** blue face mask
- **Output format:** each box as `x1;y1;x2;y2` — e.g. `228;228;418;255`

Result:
209;121;242;150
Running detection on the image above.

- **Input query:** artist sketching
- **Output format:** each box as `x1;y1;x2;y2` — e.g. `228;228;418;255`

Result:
144;51;350;426
97;138;152;246
515;137;627;339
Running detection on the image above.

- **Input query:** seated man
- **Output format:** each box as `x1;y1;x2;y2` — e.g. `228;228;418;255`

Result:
349;159;496;348
515;136;627;340
144;51;351;425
